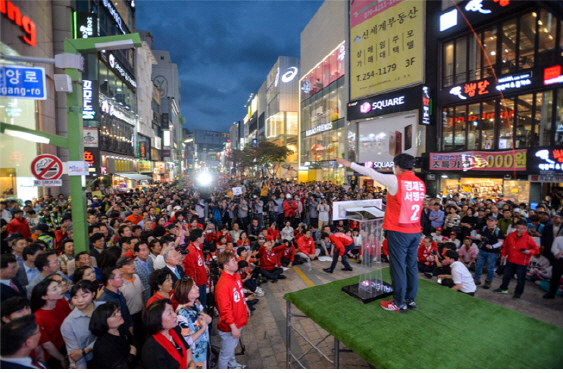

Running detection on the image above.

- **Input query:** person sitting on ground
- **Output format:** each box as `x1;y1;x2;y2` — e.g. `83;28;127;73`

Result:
437;250;477;296
321;231;354;273
279;239;300;268
296;229;319;261
89;302;138;369
280;220;295;242
258;237;286;283
417;236;437;278
431;242;456;278
526;250;552;281
237;260;264;297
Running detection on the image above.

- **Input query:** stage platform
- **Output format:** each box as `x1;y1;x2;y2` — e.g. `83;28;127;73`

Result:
283;268;563;369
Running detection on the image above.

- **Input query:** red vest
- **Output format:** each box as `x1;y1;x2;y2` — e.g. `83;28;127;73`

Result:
383;171;425;234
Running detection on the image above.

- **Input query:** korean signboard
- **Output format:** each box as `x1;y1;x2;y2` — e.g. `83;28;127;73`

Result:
430;150;527;172
527;148;563;175
348;84;420;121
108;158;135;173
350;0;424;100
138;160;153;173
0;66;46;100
83;127;99;147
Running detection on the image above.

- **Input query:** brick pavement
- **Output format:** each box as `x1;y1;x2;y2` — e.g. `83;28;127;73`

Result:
209;258;563;369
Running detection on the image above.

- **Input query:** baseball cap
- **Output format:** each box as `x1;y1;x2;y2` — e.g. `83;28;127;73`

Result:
174;206;182;210
486;216;498;222
436;227;442;231
450;232;457;236
115;256;134;268
513;208;521;213
3;232;23;242
265;235;273;241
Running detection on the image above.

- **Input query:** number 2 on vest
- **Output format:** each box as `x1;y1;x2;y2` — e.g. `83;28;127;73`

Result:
410;205;420;221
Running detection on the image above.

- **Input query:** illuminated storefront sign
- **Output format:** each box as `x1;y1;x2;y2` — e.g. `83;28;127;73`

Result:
496;72;532;92
101;0;126;34
82;80;98;119
430;150;526;172
74;12;97;39
544;65;562;86
527;148;563;174
360;96;405;114
1;0;36;46
306;122;333;137
84;150;95;165
422;86;431;125
108;53;136;88
108;158;134;173
440;9;457;31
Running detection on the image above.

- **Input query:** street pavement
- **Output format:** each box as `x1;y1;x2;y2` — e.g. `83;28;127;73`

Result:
209;258;563;369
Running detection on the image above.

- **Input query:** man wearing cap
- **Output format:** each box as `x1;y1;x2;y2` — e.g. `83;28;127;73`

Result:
449;232;461;249
3;233;23;261
337;154;425;313
7;210;31;240
34;224;54;251
473;216;505;289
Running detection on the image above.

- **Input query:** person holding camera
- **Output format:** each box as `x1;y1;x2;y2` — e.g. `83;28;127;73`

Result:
251;196;264;229
493;220;539;299
472;216;505;289
437;250;477;296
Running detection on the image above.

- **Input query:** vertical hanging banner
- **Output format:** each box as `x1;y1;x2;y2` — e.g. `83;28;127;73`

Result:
350;0;425;100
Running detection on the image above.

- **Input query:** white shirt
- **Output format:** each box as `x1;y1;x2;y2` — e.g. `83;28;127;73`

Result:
451;261;477;294
551;236;563;257
351;163;398;195
153;255;165;270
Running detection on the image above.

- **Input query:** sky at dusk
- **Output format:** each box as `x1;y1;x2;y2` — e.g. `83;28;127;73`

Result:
136;0;324;134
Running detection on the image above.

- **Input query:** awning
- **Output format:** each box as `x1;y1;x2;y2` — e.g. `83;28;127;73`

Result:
114;173;152;181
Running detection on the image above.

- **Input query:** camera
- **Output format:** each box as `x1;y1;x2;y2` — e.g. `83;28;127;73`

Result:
477;236;489;250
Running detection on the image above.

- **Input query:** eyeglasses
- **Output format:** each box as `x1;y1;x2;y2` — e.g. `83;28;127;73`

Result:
110;309;122;318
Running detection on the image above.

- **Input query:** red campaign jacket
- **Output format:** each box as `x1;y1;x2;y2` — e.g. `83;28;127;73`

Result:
215;271;248;332
417;242;437;267
7;217;31;239
281;244;295;262
182;242;207;286
283;200;298;217
330;233;354;256
204;231;215;243
267;228;280;241
259;244;285;271
501;231;539;266
297;236;315;256
216;231;232;243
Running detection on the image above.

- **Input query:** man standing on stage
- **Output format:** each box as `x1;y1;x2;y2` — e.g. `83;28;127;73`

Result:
337;154;425;313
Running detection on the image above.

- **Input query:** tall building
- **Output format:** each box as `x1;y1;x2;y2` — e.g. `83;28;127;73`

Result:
152;50;182;181
428;0;563;203
299;0;348;184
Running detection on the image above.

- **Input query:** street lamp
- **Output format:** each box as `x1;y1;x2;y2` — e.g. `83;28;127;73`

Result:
1;33;142;254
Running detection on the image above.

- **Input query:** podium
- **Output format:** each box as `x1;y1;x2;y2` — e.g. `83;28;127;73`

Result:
333;200;393;304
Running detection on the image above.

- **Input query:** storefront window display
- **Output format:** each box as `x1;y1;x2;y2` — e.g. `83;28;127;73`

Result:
440;177;528;204
442;89;561;151
301;125;345;163
300;41;345;100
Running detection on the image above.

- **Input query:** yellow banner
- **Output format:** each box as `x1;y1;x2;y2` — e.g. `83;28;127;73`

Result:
350;0;424;100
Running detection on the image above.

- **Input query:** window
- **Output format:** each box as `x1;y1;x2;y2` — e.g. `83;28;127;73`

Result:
481;100;496;150
498;98;514;149
516;94;533;148
443;41;454;87
454;105;467;149
537;10;557;66
442;107;453;150
482;28;497;79
536;90;553;146
501;20;517;74
519;13;536;69
467;103;480;150
455;37;468;84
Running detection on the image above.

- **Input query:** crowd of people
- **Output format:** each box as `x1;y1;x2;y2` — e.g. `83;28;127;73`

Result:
1;171;562;368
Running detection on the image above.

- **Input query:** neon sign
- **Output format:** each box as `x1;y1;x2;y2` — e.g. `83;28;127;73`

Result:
422;86;430;125
544;65;562;86
102;0;126;34
82;80;95;120
108;53;136;88
496;73;532;92
1;0;36;46
465;0;491;14
360;96;405;114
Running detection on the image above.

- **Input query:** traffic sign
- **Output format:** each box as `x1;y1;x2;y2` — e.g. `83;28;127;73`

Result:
31;155;64;180
0;66;47;100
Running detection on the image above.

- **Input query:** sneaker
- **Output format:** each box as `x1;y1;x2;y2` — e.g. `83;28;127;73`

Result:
543;293;555;299
323;268;333;273
380;299;407;313
483;280;492;289
493;288;508;294
229;363;247;369
405;299;416;310
424;272;432;279
513;294;521;300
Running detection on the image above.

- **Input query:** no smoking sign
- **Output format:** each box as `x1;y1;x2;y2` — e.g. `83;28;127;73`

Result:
31;155;63;186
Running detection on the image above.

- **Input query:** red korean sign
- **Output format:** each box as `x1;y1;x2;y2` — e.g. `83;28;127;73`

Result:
430;150;526;172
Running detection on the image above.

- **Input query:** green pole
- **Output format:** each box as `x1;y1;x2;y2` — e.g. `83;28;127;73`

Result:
64;40;88;254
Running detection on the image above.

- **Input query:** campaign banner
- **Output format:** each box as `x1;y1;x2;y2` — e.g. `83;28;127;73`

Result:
350;0;424;100
429;150;527;172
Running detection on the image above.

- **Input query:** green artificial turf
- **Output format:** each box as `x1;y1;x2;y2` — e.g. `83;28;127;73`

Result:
284;268;563;369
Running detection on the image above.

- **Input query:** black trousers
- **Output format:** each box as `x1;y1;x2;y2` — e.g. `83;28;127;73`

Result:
548;258;563;296
261;267;283;280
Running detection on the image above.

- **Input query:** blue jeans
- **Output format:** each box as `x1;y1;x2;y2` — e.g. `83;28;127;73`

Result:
417;262;434;273
386;230;420;308
474;251;498;282
328;243;354;271
500;261;528;296
218;328;243;369
198;284;207;308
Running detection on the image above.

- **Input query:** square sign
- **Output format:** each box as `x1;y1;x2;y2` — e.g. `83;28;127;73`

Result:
0;66;47;100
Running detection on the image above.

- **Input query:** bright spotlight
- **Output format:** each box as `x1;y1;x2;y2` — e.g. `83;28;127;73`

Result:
197;173;212;186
